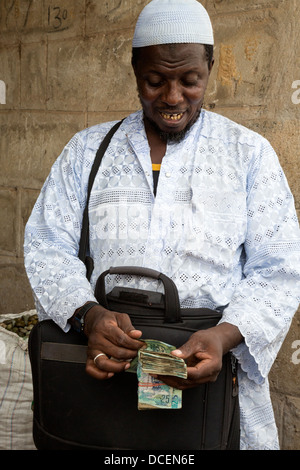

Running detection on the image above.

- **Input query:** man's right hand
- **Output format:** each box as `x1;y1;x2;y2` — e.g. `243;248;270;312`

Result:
83;304;144;380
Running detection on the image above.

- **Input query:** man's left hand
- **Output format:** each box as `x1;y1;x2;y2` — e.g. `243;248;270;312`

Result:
154;322;242;390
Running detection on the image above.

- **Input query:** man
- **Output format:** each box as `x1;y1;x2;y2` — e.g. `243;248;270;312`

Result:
24;0;300;450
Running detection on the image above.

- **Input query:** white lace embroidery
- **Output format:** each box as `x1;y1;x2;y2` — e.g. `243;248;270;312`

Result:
24;110;300;449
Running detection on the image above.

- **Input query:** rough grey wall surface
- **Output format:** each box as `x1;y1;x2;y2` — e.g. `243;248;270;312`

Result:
0;0;299;449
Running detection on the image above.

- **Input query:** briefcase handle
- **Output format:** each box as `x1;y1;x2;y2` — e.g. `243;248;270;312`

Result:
94;266;181;323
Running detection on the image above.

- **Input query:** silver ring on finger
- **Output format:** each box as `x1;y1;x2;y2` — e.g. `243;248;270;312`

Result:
94;353;106;364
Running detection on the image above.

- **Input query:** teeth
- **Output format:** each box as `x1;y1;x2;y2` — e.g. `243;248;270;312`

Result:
161;112;183;121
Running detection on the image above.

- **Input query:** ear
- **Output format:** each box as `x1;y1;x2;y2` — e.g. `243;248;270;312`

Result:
131;56;136;72
132;62;138;78
208;58;214;75
131;52;139;78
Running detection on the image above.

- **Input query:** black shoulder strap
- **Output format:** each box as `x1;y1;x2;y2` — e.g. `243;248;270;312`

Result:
78;119;124;280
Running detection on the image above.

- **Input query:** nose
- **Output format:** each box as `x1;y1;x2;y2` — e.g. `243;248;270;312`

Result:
162;81;184;106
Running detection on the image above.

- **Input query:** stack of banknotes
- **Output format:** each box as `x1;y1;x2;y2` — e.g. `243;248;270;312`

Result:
130;339;187;410
139;341;187;379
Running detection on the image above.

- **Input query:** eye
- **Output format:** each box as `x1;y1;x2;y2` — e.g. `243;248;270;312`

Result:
183;78;199;87
182;74;200;87
147;79;164;88
182;80;197;87
143;73;164;88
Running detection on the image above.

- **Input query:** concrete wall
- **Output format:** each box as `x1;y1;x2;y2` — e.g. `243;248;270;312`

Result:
0;0;299;449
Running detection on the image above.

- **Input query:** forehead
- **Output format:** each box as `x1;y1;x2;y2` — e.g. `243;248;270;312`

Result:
135;43;207;72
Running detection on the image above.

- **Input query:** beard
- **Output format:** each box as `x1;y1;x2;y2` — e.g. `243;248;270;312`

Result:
143;108;202;144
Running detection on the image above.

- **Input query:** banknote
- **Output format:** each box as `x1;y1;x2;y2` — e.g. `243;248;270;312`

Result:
141;339;175;355
134;339;187;410
139;350;187;378
137;363;182;410
139;339;187;378
126;338;180;374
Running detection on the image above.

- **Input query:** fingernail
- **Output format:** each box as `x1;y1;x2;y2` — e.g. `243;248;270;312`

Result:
172;349;183;356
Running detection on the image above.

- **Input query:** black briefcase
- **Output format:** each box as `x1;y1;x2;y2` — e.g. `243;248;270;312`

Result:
28;265;239;451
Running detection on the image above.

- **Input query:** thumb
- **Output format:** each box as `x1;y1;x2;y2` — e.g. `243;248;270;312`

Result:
127;328;143;339
171;347;189;359
116;313;142;337
171;339;198;359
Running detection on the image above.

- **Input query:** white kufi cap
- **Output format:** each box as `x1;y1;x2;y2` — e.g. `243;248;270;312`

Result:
133;0;214;48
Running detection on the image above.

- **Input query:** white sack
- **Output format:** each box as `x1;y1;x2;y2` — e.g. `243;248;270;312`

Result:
0;310;37;450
